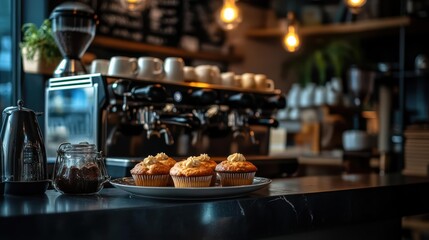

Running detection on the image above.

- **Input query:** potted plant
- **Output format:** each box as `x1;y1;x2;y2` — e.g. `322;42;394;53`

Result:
283;39;362;86
20;19;61;75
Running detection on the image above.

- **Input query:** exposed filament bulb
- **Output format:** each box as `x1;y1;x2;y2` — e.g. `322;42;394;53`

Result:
216;0;242;30
282;12;300;52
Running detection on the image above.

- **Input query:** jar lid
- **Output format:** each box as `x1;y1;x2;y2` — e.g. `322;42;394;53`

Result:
50;2;97;20
59;142;98;153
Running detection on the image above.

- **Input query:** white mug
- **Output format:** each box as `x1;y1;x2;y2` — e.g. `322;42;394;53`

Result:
108;56;138;78
233;75;242;88
164;57;184;82
183;66;197;82
241;73;256;89
211;66;222;85
254;74;275;91
221;72;235;87
299;83;316;107
314;86;327;106
137;57;164;80
287;83;301;108
195;65;214;83
342;130;370;151
90;59;110;75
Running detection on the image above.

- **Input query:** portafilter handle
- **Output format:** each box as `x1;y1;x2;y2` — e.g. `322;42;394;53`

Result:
131;84;167;102
262;94;287;109
189;89;217;106
159;113;201;129
227;93;255;109
247;117;279;128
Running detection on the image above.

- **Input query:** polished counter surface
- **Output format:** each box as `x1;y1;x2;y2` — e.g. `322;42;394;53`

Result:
1;174;429;240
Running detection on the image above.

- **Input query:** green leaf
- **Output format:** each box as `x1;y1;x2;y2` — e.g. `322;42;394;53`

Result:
20;19;61;63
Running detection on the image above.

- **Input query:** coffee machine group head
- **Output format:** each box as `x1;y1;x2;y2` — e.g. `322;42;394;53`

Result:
50;2;98;77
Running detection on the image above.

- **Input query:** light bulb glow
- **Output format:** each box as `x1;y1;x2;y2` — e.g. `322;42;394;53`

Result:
216;0;242;30
283;28;300;52
345;0;366;14
282;13;300;52
221;7;237;23
345;0;367;8
120;0;150;12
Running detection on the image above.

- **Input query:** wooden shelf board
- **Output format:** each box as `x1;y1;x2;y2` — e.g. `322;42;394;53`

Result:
246;16;411;38
91;36;243;63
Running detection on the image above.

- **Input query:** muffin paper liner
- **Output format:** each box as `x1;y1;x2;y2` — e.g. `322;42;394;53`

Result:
132;174;170;187
171;175;212;188
217;172;255;186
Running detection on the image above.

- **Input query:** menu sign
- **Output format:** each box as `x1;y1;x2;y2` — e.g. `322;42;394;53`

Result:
97;0;145;42
50;0;226;50
180;0;225;51
143;0;183;47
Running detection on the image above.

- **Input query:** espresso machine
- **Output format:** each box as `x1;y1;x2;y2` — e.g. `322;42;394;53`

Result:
45;2;290;178
45;74;286;177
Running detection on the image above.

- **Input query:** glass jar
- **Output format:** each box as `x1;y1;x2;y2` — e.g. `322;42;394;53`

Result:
52;142;110;194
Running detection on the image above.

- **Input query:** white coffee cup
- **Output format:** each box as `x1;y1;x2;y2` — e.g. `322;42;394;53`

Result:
342;130;370;151
221;72;235;87
314;85;327;106
241;73;256;89
108;56;138;78
211;66;222;85
137;57;164;80
90;59;110;75
164;57;184;82
195;65;214;83
233;75;242;88
183;66;197;81
299;83;316;107
254;74;275;91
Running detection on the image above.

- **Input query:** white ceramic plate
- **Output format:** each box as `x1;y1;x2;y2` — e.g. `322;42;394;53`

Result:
110;177;271;200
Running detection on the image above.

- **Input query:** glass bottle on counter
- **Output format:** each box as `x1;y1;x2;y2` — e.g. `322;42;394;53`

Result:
52;142;110;194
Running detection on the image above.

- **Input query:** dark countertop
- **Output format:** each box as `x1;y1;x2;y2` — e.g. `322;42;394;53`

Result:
1;174;429;240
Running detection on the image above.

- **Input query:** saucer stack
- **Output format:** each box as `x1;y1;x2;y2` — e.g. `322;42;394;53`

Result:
404;126;429;176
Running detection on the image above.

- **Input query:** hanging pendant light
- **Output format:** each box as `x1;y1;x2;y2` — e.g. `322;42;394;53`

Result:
282;12;300;52
344;0;367;14
216;0;243;30
120;0;150;12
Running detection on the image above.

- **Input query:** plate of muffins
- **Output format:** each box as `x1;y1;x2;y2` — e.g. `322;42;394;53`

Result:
109;152;272;200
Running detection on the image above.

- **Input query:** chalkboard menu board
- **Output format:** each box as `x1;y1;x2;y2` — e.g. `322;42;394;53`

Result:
144;0;182;46
49;0;225;50
180;0;225;51
98;0;145;42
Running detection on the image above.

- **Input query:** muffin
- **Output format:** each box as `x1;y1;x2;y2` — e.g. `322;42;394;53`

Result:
215;153;257;186
193;154;217;186
130;155;171;187
169;157;214;188
155;152;176;168
154;152;176;186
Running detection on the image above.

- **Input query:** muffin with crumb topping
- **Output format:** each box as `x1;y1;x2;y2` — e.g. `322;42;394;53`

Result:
215;153;257;186
193;154;217;186
155;152;176;168
130;155;170;186
169;157;214;188
154;152;176;186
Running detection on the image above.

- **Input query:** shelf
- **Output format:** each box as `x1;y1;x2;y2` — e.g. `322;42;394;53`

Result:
246;16;411;38
91;36;243;63
104;75;281;95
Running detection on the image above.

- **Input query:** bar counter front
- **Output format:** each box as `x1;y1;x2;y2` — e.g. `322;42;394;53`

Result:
1;174;429;240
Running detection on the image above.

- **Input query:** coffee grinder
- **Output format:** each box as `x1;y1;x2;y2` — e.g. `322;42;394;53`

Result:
50;2;98;77
347;66;375;131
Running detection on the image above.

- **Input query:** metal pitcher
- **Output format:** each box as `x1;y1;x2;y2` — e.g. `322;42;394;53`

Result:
0;100;47;183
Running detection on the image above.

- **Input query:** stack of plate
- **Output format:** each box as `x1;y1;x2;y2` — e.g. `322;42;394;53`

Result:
404;128;429;176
